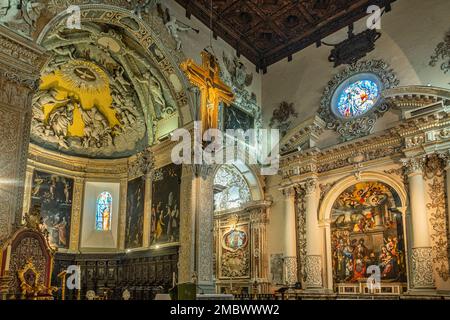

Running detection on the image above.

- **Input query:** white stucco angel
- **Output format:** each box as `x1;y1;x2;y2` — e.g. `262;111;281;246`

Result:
163;9;199;51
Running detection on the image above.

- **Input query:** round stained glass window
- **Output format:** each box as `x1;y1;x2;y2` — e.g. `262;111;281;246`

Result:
332;73;382;119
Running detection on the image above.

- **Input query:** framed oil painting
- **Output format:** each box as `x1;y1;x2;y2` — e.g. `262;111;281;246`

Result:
30;170;74;249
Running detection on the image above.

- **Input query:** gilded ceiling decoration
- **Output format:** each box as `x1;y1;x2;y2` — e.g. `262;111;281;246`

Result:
175;0;396;71
32;21;178;158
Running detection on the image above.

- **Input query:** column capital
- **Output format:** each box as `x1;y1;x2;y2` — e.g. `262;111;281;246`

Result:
303;178;318;196
401;157;425;177
281;186;295;198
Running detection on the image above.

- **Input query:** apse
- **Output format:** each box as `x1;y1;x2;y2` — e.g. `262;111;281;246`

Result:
31;21;179;159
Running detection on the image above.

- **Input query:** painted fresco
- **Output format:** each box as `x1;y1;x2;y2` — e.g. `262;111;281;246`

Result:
30;170;73;248
331;182;407;284
125;177;145;249
151;164;182;245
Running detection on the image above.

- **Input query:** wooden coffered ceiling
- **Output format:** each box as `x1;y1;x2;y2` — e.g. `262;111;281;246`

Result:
175;0;395;72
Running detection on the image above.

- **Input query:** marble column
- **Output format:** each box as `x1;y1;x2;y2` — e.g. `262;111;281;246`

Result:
178;165;197;284
194;165;215;293
142;172;153;248
283;187;297;285
0;26;49;239
403;157;435;289
304;178;323;289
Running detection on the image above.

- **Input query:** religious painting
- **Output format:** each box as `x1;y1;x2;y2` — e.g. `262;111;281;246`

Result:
223;229;248;252
331;182;407;285
224;105;254;131
151;164;182;245
96;191;112;231
125;177;145;249
30;170;74;248
219;224;250;279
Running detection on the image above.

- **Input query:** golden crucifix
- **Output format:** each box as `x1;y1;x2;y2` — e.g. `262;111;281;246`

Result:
181;50;235;134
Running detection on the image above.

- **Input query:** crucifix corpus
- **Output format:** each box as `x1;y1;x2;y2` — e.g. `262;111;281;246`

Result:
181;50;235;135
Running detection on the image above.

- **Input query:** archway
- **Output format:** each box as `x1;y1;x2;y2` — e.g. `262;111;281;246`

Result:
319;172;409;294
212;162;269;294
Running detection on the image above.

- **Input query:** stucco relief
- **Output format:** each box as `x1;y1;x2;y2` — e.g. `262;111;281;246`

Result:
411;247;435;289
305;255;322;288
424;154;450;282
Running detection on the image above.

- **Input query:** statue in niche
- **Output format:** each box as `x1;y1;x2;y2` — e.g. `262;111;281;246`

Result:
162;8;199;51
269;101;298;137
223;52;254;90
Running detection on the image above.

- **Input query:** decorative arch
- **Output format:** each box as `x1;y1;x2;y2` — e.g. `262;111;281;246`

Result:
213;161;263;212
319;171;407;223
318;171;409;291
35;4;194;130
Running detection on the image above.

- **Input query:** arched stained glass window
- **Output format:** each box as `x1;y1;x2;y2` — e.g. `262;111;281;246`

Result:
214;165;251;212
96;191;112;231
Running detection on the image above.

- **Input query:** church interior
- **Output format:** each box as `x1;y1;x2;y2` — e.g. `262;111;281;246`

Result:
0;0;449;301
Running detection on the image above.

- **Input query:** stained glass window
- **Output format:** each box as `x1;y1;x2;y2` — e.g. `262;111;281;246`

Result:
336;79;380;118
96;192;112;231
214;165;251;212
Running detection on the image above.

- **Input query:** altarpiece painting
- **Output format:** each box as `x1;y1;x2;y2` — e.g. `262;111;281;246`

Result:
331;182;407;285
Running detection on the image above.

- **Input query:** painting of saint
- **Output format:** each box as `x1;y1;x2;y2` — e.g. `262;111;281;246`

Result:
125;177;145;249
30;170;74;248
331;182;406;285
151;164;182;245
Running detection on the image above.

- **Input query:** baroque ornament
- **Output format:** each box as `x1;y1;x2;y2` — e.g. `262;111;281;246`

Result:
327;27;381;68
31;16;179;158
424;154;450;281
429;29;450;81
318;59;399;141
221;52;261;131
269;101;298;137
0;0;44;38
